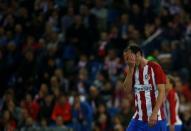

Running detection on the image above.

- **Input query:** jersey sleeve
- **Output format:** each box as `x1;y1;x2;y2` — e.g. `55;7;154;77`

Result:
152;62;166;84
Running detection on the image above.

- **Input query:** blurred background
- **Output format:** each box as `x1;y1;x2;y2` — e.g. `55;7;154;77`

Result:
0;0;191;130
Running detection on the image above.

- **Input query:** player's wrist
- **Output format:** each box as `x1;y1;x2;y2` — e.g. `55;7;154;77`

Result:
128;67;134;73
151;111;158;116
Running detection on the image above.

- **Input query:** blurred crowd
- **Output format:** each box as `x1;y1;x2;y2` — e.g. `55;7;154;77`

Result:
0;0;191;130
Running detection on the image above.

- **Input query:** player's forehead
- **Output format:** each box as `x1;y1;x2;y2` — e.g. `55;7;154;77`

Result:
123;49;133;54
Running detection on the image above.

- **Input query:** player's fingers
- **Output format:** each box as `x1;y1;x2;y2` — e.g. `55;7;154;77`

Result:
148;119;156;127
148;122;154;127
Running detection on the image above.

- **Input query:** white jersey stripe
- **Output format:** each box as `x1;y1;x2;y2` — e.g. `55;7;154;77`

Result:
175;94;182;125
133;111;137;119
143;65;149;84
143;65;152;120
137;93;143;120
133;94;138;119
166;101;170;124
135;68;142;120
135;67;140;85
151;68;157;90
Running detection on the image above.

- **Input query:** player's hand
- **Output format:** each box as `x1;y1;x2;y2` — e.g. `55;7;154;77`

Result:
148;113;157;127
169;125;175;131
123;53;135;69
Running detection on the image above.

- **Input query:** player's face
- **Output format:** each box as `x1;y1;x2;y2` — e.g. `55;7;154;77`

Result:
135;52;142;65
123;50;136;64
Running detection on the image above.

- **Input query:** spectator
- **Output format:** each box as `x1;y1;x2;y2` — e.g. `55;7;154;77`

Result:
55;115;67;128
51;94;72;125
97;31;109;58
112;115;124;131
104;49;121;82
72;94;93;131
88;86;103;113
6;100;22;124
20;116;36;131
54;68;69;93
35;83;49;104
38;94;55;125
94;103;111;131
119;13;129;42
0;110;16;130
66;15;88;53
91;0;108;31
61;6;75;31
20;93;40;121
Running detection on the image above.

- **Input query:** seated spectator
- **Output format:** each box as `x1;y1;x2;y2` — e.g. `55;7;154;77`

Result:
20;93;40;121
0;110;16;131
20;116;36;131
112;115;124;131
104;49;121;82
72;94;93;131
97;32;109;58
6;99;22;123
95;113;111;131
34;83;49;106
54;68;69;93
88;86;103;113
55;116;66;128
94;103;111;131
38;94;55;125
51;94;72;125
100;82;113;103
1;89;15;112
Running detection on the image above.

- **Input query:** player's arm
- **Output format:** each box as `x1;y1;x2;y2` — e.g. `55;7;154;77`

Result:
122;52;135;94
123;67;134;94
149;62;166;126
152;84;166;115
149;83;166;127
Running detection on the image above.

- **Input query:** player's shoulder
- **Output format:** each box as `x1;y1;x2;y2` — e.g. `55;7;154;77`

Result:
148;61;161;68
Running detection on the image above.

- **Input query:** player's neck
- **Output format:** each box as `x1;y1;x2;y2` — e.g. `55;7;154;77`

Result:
166;86;172;92
138;58;148;68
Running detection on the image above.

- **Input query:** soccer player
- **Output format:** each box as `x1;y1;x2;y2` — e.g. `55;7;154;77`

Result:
123;44;167;131
165;75;182;131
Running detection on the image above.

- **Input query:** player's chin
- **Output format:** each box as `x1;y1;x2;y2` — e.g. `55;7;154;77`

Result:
127;61;135;65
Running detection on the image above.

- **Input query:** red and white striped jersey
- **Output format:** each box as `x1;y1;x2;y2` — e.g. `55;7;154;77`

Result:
132;61;166;122
165;89;182;125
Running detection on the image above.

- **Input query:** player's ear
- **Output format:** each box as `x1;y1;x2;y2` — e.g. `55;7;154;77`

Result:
136;52;141;57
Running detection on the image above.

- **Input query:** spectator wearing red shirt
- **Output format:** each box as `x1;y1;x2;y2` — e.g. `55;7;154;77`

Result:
20;93;40;120
51;94;72;124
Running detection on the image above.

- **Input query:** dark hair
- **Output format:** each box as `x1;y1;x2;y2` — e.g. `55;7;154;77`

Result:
168;75;175;88
124;43;143;55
